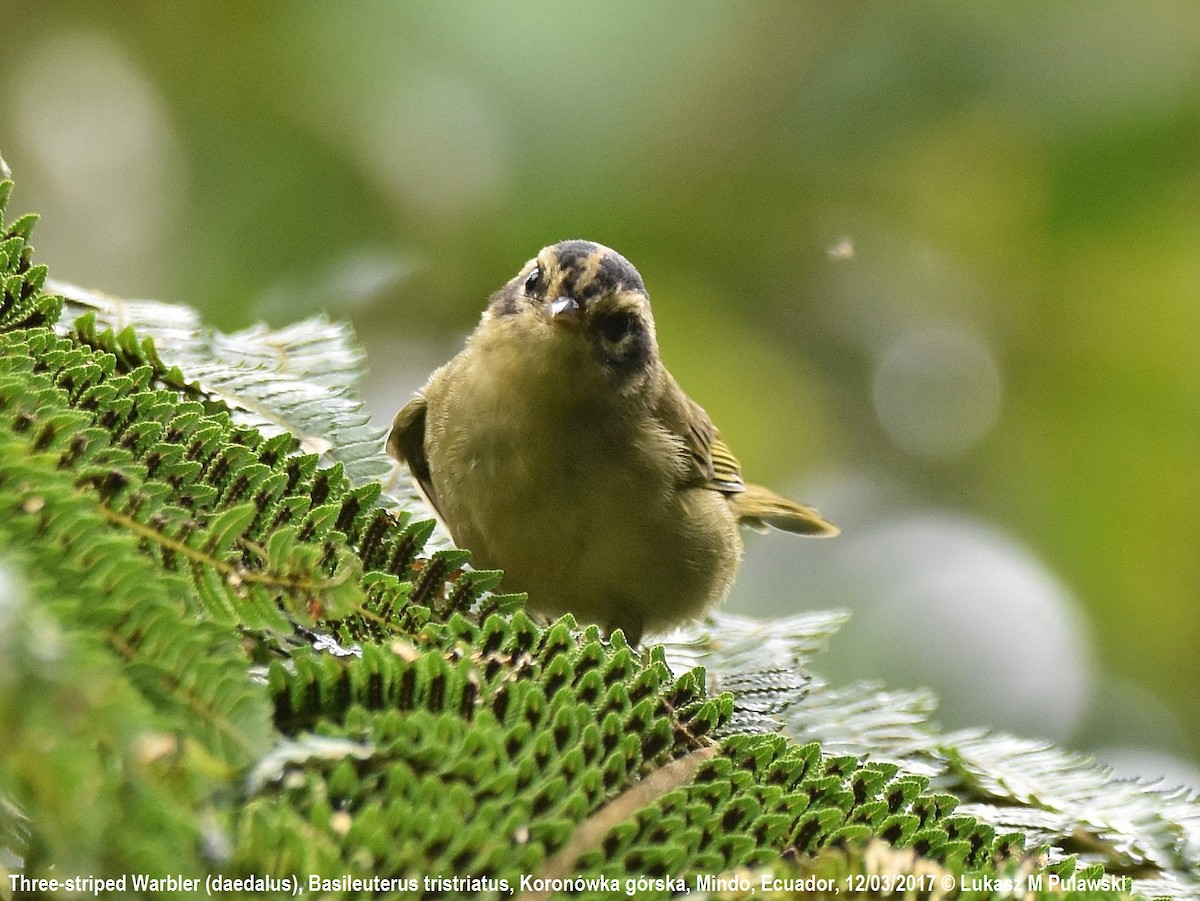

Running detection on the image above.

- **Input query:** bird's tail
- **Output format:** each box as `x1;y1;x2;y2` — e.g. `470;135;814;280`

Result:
730;484;839;536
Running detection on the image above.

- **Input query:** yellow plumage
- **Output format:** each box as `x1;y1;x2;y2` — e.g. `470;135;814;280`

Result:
388;240;835;644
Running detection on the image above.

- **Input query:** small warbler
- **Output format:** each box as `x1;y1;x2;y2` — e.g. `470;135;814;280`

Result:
388;240;836;645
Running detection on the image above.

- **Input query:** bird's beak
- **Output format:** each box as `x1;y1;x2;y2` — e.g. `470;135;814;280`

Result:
548;296;582;323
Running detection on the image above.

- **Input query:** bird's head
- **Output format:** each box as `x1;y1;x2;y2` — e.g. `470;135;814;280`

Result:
486;240;659;390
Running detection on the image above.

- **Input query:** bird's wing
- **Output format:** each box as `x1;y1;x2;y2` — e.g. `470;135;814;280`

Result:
659;373;746;495
386;395;442;517
659;373;838;535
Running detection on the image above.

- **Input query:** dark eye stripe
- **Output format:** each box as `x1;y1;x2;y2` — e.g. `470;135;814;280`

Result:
597;311;635;345
594;313;652;376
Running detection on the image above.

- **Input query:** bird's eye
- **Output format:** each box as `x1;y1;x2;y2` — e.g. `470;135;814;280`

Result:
596;311;636;345
524;266;543;294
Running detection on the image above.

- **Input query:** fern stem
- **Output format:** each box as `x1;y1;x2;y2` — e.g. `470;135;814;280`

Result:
96;501;354;595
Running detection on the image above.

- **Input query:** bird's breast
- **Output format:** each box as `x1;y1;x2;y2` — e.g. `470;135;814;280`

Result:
422;332;739;637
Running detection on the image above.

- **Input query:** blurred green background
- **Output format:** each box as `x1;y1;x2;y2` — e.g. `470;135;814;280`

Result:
3;2;1197;785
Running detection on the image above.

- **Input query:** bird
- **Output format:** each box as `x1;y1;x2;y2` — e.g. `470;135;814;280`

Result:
388;240;836;646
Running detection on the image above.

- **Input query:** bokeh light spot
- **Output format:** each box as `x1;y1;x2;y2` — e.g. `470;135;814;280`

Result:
872;324;1002;458
8;31;185;293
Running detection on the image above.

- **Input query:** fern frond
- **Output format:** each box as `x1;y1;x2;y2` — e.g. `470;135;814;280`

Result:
944;733;1200;889
0;384;274;765
55;281;394;491
662;610;1200;896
